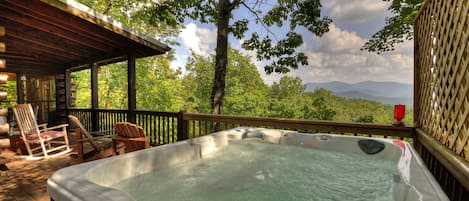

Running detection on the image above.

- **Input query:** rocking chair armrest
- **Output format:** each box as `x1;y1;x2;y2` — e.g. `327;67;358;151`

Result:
40;124;69;132
38;123;48;129
112;136;149;142
89;130;114;136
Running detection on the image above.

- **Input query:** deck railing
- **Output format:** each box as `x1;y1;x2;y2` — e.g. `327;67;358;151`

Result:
68;109;414;145
68;109;179;145
182;112;414;140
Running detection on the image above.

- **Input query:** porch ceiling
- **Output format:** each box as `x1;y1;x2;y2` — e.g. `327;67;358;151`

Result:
0;0;170;75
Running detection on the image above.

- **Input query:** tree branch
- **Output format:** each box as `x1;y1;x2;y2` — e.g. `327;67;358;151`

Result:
229;0;243;11
102;0;113;15
240;1;278;41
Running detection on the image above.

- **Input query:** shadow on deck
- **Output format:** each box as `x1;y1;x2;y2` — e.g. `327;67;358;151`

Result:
0;138;78;201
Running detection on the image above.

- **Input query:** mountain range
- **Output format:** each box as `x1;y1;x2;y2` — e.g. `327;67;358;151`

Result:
305;81;413;107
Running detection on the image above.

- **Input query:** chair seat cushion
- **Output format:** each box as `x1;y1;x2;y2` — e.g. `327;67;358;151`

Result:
25;130;65;141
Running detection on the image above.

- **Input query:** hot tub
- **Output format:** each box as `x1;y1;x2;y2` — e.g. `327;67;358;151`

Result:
48;127;449;201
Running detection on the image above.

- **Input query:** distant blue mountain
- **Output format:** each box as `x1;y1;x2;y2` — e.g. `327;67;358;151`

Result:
306;81;413;107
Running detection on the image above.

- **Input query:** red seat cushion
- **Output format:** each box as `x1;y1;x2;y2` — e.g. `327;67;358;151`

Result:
25;130;64;140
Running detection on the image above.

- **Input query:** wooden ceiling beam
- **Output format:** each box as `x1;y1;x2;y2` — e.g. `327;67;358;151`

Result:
2;20;96;58
2;0;125;49
2;65;63;75
6;38;81;62
1;47;70;64
3;60;64;74
0;52;64;65
67;50;129;69
9;0;167;54
4;57;63;65
0;6;114;53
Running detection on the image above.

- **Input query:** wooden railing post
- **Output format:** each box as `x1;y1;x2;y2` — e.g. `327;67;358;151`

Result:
177;110;188;141
91;63;99;131
127;51;136;123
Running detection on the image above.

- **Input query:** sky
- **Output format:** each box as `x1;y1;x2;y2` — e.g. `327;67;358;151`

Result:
170;0;414;85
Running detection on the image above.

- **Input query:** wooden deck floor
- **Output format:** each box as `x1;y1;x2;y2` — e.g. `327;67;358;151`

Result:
0;138;78;201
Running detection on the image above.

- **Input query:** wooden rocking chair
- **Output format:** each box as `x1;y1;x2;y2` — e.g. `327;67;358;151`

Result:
113;122;150;154
12;104;70;159
68;115;122;162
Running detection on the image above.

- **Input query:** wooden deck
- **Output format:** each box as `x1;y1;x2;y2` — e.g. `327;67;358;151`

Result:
0;138;78;201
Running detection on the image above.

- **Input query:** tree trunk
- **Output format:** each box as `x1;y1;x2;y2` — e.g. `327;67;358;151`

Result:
211;0;231;115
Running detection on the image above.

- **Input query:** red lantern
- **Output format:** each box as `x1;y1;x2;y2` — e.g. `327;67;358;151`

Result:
394;105;405;125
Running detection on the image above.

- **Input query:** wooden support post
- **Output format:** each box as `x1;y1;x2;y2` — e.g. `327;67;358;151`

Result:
127;51;136;123
65;70;71;108
16;73;24;104
177;111;188;141
91;63;98;131
0;42;5;52
25;77;32;103
1;27;5;68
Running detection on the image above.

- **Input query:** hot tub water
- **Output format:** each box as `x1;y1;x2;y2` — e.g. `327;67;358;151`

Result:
112;140;397;201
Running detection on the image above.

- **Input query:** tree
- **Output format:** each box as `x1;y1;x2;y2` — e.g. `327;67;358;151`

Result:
362;0;423;53
141;0;331;114
268;76;305;118
306;97;336;120
136;57;184;112
355;115;375;123
182;48;270;116
78;0;180;43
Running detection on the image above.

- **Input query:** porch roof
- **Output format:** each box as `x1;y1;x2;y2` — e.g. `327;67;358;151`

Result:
0;0;170;75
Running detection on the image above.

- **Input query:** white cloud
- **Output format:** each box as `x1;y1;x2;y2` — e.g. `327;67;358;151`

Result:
179;23;217;56
322;0;389;23
315;23;365;53
283;23;413;84
236;22;413;85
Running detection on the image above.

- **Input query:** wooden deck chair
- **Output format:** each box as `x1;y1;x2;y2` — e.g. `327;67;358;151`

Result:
113;122;150;154
12;104;70;159
68;115;122;162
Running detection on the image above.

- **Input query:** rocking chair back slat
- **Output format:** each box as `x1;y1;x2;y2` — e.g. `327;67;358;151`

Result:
14;104;39;138
12;104;70;159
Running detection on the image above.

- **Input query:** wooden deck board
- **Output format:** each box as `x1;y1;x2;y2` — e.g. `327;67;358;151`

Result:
0;138;78;201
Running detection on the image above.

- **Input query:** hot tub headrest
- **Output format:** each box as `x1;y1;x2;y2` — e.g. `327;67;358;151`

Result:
358;139;385;155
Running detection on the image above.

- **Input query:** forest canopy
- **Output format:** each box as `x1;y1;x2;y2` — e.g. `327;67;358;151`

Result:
72;47;413;125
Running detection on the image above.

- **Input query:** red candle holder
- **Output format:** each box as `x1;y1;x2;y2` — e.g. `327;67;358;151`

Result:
394;104;405;125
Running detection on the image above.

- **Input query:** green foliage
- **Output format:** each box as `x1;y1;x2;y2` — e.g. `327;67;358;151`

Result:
73;69;91;108
139;0;331;114
98;62;128;109
182;48;270;116
355;115;375;123
307;97;336;120
270;76;305;99
136;57;184;112
362;0;423;53
1;81;17;108
72;55;183;111
71;45;413;125
77;0;180;43
268;77;336;120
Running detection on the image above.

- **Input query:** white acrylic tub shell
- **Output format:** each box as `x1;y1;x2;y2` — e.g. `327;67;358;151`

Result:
47;127;449;201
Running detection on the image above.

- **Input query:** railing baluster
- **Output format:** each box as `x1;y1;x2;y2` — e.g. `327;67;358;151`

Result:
166;116;170;143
